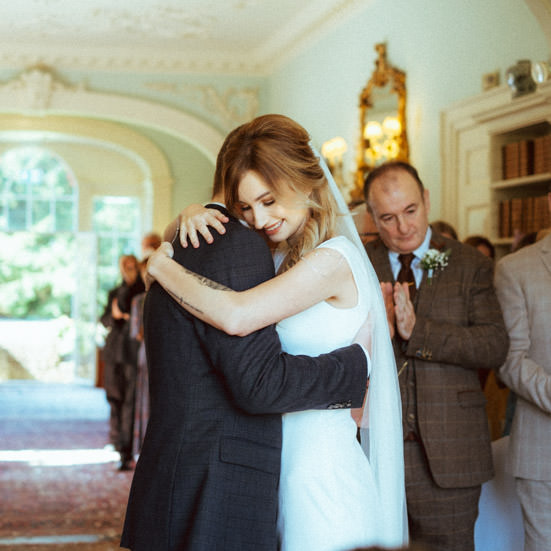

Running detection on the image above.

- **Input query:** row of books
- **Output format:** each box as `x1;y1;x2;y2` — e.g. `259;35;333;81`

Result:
501;135;551;179
499;195;551;238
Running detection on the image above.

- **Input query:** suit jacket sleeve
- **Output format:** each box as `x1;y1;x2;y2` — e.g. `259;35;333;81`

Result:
495;251;551;413
406;246;509;371
181;220;368;414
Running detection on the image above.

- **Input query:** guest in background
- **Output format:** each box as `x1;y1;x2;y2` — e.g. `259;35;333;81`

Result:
130;259;150;457
100;254;145;470
364;161;508;551
511;230;537;253
141;232;162;259
349;200;379;245
494;189;551;551
430;219;458;240
128;232;162;457
464;235;495;260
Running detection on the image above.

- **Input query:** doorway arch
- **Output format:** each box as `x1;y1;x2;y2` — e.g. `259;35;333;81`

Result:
0;67;225;231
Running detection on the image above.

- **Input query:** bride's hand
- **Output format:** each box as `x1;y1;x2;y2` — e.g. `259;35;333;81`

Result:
177;204;229;248
145;242;174;290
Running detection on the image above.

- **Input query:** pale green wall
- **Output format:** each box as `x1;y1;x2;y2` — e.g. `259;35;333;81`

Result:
123;123;215;221
267;0;549;219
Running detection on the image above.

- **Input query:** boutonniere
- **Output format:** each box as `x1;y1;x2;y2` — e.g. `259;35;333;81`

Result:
420;248;451;284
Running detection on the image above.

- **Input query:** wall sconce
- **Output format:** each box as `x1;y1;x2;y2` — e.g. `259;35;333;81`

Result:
321;136;351;200
363;115;402;166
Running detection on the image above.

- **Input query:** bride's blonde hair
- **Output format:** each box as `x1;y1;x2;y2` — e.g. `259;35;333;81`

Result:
223;114;339;271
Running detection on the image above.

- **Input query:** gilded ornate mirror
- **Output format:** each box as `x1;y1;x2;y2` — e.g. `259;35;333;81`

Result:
354;43;409;199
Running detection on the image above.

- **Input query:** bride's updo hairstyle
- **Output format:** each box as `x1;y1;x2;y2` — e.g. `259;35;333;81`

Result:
222;114;339;271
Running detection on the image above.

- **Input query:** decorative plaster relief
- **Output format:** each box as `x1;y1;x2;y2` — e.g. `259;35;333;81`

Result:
144;82;259;131
94;6;212;40
0;66;80;111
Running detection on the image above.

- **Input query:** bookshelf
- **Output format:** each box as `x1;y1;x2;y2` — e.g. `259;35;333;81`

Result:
441;81;551;258
491;122;551;246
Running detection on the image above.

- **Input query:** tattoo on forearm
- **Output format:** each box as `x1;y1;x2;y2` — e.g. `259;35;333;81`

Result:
167;265;231;314
193;273;231;291
178;265;231;291
167;289;204;315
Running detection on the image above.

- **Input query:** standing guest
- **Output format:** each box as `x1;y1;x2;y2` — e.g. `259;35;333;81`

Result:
100;254;145;470
129;259;150;456
141;232;162;259
430;219;458;241
494;189;551;551
350;200;379;245
464;235;495;260
363;161;508;551
129;232;162;456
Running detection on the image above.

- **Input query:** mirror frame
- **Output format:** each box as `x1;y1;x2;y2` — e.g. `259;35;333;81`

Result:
354;43;409;200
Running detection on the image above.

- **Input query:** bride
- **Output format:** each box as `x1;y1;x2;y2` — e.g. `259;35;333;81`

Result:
147;114;407;550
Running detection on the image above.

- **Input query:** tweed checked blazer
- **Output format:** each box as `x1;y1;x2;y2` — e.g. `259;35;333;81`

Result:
366;232;508;489
495;232;551;480
121;205;367;551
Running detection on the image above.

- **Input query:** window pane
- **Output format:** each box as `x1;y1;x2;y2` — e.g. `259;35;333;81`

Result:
119;237;137;255
32;200;52;231
53;169;74;196
55;200;75;232
8;199;27;230
10;177;26;195
0;175;9;194
97;236;117;266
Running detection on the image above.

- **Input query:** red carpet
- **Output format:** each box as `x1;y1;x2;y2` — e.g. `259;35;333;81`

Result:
0;383;133;544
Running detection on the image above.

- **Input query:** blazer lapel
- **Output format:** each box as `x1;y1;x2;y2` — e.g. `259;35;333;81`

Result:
415;233;450;316
367;239;394;283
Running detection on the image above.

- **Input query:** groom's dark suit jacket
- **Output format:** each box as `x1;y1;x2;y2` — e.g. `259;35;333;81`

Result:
366;231;508;489
121;205;367;551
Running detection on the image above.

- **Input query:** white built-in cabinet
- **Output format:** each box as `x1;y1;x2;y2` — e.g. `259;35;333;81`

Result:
441;81;551;257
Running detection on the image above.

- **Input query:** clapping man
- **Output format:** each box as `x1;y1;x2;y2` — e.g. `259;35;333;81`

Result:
363;161;508;551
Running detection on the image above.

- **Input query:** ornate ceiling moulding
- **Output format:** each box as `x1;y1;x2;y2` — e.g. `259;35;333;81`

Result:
0;65;82;111
143;82;260;131
0;51;265;75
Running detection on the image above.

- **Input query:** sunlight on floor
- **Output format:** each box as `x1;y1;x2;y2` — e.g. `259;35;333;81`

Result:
0;446;119;466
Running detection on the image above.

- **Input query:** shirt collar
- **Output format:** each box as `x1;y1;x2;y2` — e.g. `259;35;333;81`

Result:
389;226;432;264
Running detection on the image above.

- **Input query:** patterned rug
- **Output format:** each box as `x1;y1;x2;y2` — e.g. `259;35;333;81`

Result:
0;383;133;548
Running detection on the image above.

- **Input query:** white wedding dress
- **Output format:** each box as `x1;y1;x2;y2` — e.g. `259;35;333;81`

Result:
276;235;389;551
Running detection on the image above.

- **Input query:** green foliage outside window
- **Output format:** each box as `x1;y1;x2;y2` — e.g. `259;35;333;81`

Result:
0;232;74;319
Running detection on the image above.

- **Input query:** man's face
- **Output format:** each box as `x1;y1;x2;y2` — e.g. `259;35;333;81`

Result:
367;169;430;254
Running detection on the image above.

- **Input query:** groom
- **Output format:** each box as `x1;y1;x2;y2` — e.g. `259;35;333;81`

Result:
120;129;369;551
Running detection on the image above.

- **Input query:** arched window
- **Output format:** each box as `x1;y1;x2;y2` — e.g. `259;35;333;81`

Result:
0;146;78;233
